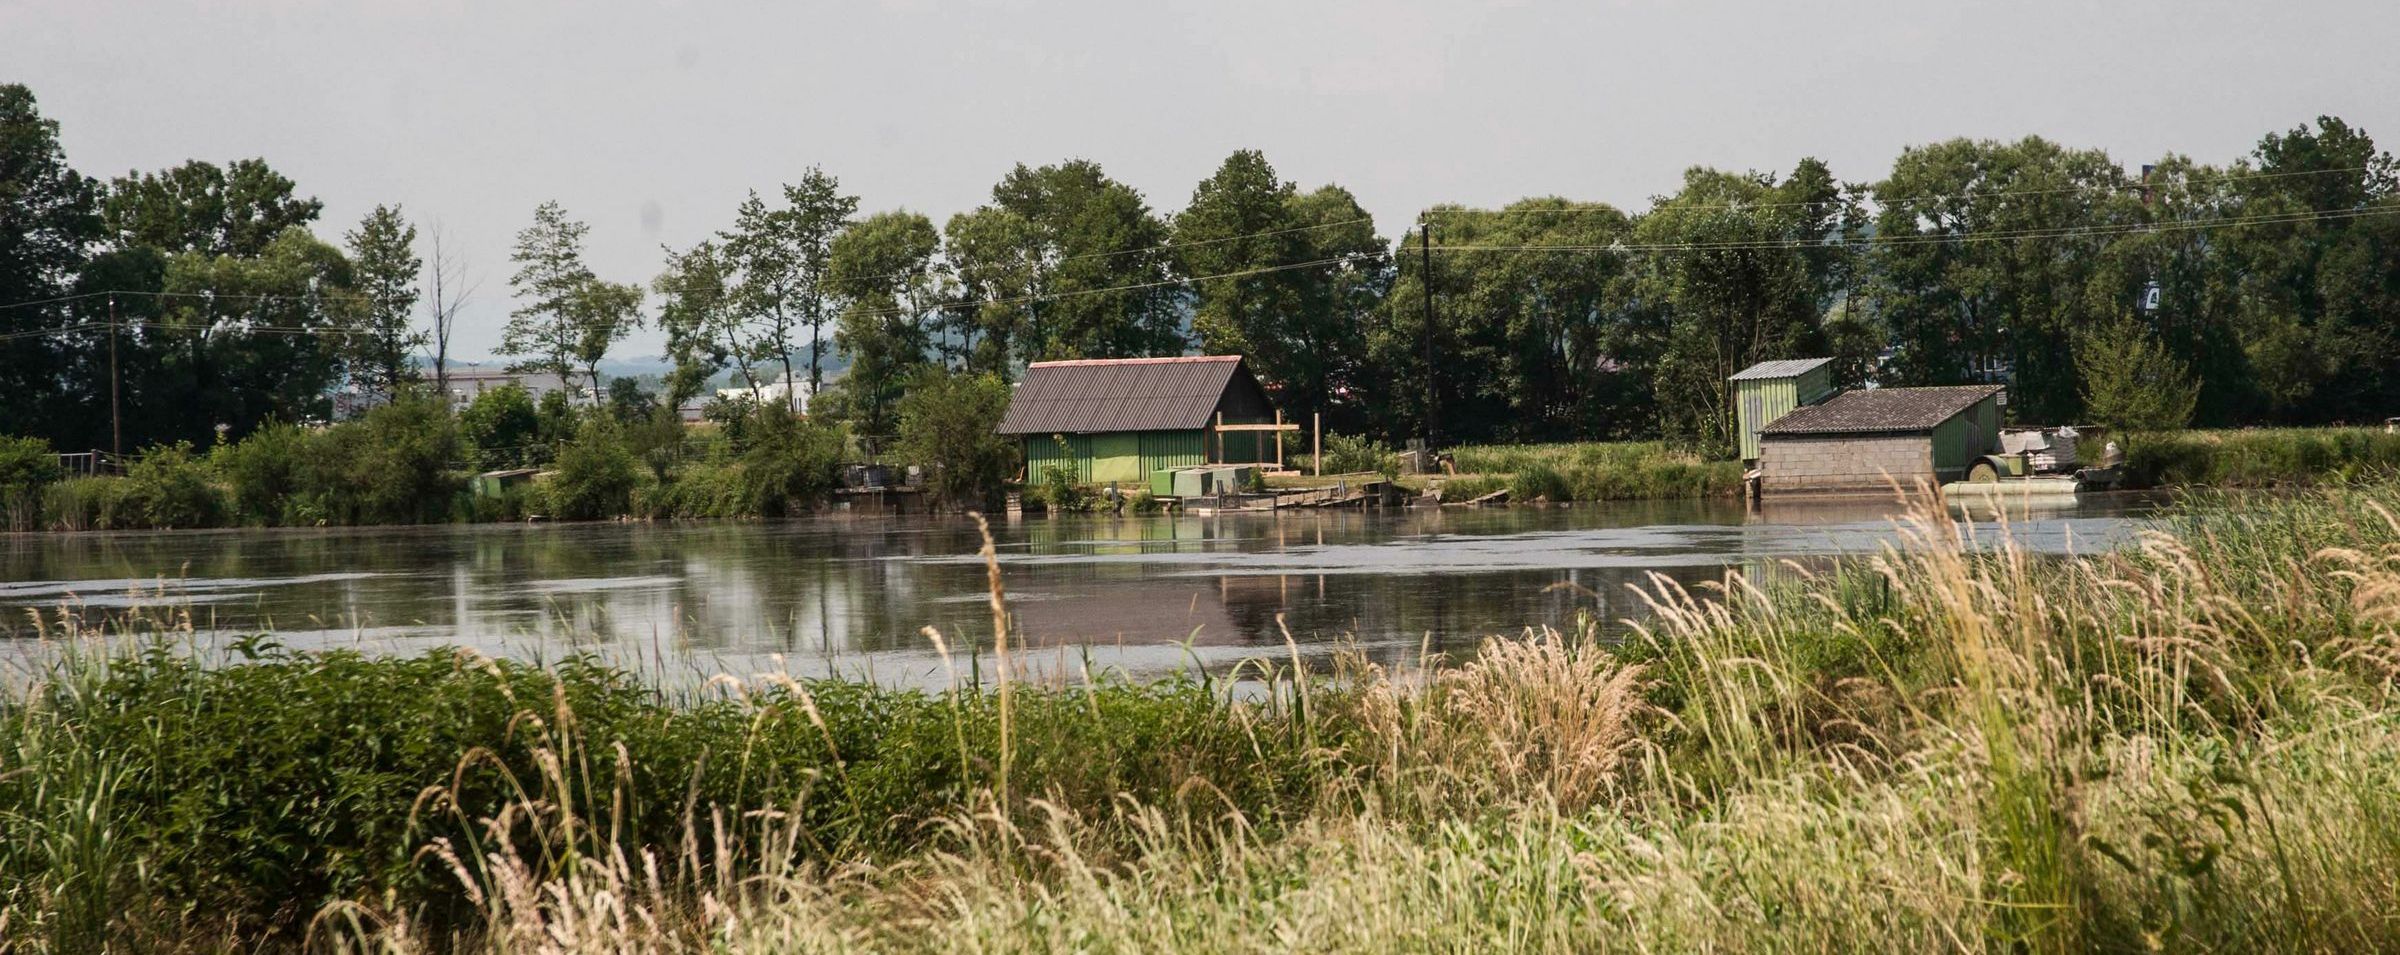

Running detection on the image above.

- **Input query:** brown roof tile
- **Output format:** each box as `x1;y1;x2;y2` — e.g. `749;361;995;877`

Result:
1760;385;2003;436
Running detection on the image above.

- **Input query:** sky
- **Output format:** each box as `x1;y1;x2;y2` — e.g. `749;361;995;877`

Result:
8;0;2398;362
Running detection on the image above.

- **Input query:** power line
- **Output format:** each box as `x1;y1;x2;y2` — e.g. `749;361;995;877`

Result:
1424;162;2388;220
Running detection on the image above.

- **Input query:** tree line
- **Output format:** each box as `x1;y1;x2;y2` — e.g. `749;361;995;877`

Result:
5;78;2398;459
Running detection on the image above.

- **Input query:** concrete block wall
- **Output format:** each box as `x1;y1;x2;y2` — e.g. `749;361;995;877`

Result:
1759;435;1935;492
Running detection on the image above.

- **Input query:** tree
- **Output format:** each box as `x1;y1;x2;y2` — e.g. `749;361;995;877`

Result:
1171;151;1387;426
892;371;1017;507
102;158;322;257
1636;161;1853;450
653;239;735;407
720;168;858;403
344;204;424;400
459;383;540;470
154;227;360;441
0;84;101;444
942;205;1043;377
983;160;1183;362
829;210;943;438
503;201;640;397
1377;198;1638;445
423;222;475;401
1176;150;1301;362
1870;137;2130;423
2075;316;2198;431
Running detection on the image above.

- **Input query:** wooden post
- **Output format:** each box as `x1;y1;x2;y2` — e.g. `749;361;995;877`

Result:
1313;412;1322;476
1214;411;1223;464
1274;409;1284;470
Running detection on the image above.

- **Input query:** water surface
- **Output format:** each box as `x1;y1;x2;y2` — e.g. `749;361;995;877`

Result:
0;495;2166;686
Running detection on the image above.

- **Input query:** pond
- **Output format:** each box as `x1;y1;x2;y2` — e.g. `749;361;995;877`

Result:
0;495;2170;687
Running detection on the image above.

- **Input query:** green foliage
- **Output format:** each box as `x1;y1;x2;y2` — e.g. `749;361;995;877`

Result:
119;442;224;529
1446;441;1745;500
1320;432;1398;479
2121;428;2400;488
2077;316;2200;432
501;201;641;392
213;420;312;523
343;204;424;400
0;642;1313;941
459;383;542;470
737;407;845;517
547;420;640;521
301;397;462;525
1032;464;1091;512
0;434;63;530
829;210;941;437
892;372;1017;507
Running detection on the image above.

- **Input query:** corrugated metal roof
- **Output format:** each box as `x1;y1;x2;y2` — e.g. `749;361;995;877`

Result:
1760;385;2004;436
1729;358;1834;381
996;356;1259;435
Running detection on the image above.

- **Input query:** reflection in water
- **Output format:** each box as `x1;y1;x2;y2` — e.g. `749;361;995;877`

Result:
0;495;2167;686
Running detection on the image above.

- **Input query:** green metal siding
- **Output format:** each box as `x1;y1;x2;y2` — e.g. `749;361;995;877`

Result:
1025;429;1208;488
1929;395;2001;473
1138;430;1206;475
1024;434;1090;483
1736;365;1838;461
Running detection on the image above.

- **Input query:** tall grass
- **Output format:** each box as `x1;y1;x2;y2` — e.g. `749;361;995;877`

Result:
15;486;2400;950
2122;425;2400;488
1442;441;1743;502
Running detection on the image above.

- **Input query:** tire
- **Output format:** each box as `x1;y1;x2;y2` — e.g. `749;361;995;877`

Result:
1967;460;2000;483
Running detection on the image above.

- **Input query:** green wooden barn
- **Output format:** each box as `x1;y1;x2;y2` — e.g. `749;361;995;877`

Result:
996;356;1289;487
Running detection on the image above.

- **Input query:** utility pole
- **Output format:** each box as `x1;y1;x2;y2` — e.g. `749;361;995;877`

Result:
107;295;122;463
1419;214;1438;450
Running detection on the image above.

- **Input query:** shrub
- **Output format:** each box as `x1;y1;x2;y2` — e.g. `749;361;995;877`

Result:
214;421;314;524
1031;464;1090;512
458;384;541;471
547;421;640;520
303;397;463;525
119;442;225;529
0;434;62;530
739;408;844;518
892;372;1018;508
1321;432;1398;478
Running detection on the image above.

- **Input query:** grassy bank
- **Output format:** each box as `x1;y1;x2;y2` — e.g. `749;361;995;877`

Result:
1435;441;1745;502
15;486;2400;949
2122;425;2400;488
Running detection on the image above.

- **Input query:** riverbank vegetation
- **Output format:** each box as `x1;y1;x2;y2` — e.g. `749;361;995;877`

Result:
12;486;2400;949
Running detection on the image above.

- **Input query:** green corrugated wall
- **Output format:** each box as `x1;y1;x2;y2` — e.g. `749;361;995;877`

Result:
1734;364;1836;462
1024;430;1209;487
1930;394;2001;473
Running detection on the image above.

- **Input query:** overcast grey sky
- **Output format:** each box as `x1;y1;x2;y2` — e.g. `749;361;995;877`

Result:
9;0;2397;361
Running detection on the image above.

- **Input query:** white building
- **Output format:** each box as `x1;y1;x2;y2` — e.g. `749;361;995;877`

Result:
715;372;820;413
423;367;594;410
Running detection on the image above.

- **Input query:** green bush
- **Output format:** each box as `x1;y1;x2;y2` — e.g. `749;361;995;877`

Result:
1321;432;1399;479
2121;427;2400;488
303;397;463;525
458;384;542;471
0;434;62;530
214;421;314;524
739;408;845;517
548;421;640;520
892;372;1018;508
0;643;1313;940
120;442;225;529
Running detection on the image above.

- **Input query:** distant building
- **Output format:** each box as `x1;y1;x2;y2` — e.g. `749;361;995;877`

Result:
1756;385;2004;493
422;367;591;410
716;372;819;413
995;355;1286;485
